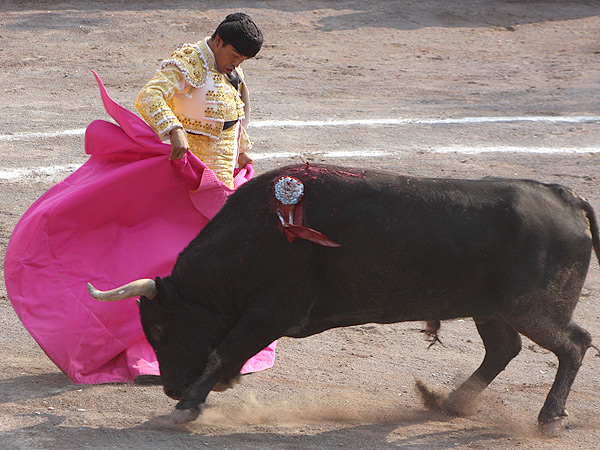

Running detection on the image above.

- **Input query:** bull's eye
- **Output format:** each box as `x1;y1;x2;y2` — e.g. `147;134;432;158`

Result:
151;324;164;342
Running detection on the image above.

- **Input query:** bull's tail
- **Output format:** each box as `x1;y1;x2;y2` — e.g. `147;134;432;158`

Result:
581;197;600;357
582;199;600;266
552;182;600;265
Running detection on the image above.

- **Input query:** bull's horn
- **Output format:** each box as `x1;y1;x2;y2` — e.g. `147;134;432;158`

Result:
87;279;157;301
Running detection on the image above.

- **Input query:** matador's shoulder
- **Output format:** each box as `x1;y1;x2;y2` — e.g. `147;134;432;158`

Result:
160;42;208;88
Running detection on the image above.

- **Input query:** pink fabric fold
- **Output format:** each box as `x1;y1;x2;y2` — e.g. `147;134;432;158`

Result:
4;72;274;384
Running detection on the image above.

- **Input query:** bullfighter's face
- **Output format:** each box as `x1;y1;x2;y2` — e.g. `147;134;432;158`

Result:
210;35;250;74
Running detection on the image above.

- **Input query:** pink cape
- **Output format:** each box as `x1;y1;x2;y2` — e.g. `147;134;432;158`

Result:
4;73;276;384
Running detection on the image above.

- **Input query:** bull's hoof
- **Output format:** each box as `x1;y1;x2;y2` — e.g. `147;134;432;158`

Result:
538;416;566;437
538;411;569;437
148;407;202;427
439;388;476;417
152;407;202;426
441;397;475;417
170;407;201;424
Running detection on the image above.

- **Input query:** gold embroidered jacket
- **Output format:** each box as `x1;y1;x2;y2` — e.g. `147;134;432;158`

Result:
136;39;248;141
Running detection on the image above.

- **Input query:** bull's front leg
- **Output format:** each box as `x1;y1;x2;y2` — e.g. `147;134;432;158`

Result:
164;349;245;424
168;312;289;423
172;350;245;419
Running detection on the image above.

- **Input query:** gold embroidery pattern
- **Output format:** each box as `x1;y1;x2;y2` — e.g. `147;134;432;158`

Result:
136;38;250;182
162;43;209;88
136;67;188;138
177;114;222;139
137;40;248;140
188;127;237;189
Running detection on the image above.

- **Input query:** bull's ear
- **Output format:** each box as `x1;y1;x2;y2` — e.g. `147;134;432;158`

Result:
151;324;164;342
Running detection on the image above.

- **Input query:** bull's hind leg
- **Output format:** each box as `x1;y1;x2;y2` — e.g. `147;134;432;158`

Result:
442;319;521;415
513;318;592;436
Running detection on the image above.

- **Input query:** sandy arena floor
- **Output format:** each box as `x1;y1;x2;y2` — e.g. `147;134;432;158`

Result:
1;1;600;448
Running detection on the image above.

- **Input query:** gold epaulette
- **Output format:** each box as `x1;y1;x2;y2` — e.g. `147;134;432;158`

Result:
161;43;208;88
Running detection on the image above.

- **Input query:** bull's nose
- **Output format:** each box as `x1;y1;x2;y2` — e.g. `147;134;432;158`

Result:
164;387;182;400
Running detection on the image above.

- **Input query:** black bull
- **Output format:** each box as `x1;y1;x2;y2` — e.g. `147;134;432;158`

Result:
89;163;599;434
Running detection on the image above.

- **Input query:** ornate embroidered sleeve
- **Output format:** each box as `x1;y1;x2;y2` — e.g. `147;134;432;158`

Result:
136;66;187;138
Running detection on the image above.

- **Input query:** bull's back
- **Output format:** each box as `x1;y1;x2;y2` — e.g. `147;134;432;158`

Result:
205;165;593;328
288;167;593;325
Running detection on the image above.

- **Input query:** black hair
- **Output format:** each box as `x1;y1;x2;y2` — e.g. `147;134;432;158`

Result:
211;12;263;58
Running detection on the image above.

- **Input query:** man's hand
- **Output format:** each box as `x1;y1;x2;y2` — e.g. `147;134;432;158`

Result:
237;151;253;168
169;128;189;160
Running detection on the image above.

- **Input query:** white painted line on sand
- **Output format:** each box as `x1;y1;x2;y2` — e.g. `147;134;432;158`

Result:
0;128;87;142
0;152;392;181
252;150;392;160
251;115;600;128
0;164;82;181
2;147;600;182
432;146;600;154
1;115;598;141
